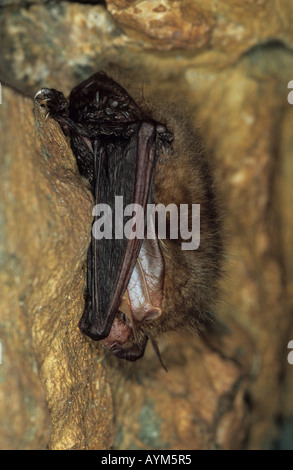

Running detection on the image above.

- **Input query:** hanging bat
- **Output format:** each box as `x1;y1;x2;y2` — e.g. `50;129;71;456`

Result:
34;71;222;369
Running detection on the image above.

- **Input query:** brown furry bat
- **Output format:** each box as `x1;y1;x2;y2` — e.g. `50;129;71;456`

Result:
34;72;222;369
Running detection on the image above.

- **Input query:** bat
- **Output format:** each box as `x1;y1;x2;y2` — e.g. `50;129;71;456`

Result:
34;71;222;369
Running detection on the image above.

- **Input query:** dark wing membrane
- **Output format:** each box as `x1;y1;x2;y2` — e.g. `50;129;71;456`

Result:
72;72;158;339
68;71;145;132
80;123;157;340
68;71;147;187
105;122;157;335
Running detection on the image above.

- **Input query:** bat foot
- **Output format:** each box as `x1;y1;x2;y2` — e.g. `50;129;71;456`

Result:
34;88;68;117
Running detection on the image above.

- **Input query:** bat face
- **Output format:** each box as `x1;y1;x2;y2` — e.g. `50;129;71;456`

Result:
34;71;222;369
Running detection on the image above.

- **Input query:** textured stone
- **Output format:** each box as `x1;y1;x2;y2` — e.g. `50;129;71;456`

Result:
106;0;215;51
105;0;293;57
186;45;291;448
2;1;293;96
111;330;250;450
0;85;114;449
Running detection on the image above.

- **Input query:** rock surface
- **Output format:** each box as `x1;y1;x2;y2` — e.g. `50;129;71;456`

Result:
0;85;114;449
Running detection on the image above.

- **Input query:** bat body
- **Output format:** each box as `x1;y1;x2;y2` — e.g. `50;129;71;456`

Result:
34;72;222;367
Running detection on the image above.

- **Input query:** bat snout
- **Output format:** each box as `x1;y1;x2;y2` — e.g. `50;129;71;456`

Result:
100;309;149;362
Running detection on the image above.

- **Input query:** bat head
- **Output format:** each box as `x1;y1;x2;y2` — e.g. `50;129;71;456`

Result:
100;236;167;369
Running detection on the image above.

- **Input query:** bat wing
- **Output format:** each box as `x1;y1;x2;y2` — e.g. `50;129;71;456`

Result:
74;73;159;340
34;73;174;362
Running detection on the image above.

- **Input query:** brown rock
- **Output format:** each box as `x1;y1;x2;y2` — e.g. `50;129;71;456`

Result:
0;85;114;449
105;0;293;58
185;47;290;448
106;0;215;50
111;332;249;450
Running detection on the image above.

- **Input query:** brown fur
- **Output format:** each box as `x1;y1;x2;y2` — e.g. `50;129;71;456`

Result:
114;103;223;358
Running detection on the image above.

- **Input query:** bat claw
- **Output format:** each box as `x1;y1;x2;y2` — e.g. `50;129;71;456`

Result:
34;89;43;100
33;88;68;116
